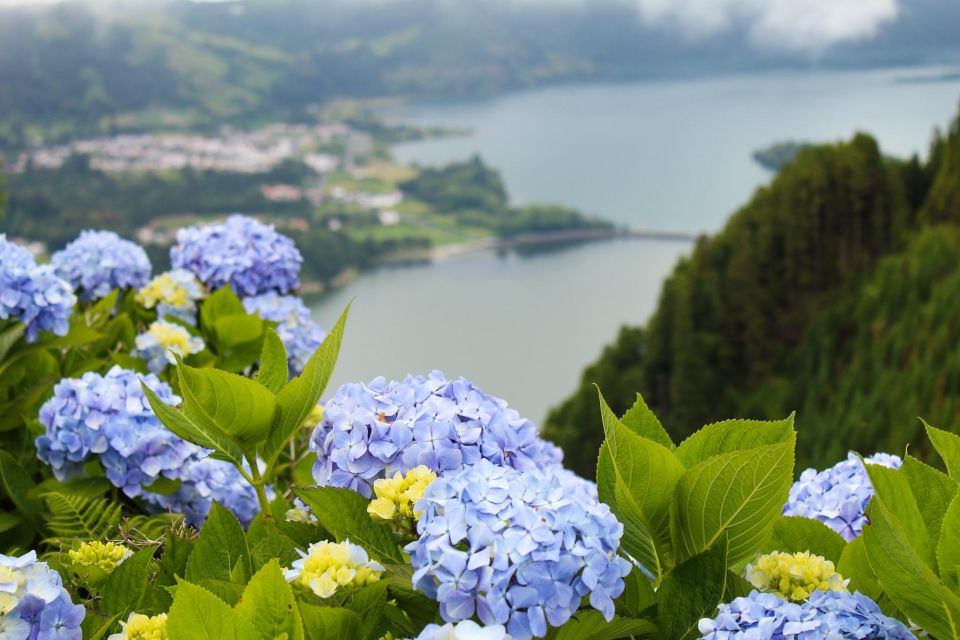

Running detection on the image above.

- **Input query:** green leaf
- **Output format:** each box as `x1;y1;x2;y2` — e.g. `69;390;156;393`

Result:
765;516;846;564
157;532;195;610
902;455;958;548
674;415;795;467
185;503;251;583
596;388;683;585
938;494;960;590
200;286;246;332
925;420;960;479
296;487;402;563
234;560;304;640
80;612;122;640
142;381;246;468
549;612;658;640
0;451;43;528
178;364;277;445
44;492;121;539
670;435;795;566
213;315;266;372
347;581;389;640
616;566;657;617
619;393;675;451
167;580;260;640
864;462;934;568
257;328;289;393
102;547;155;617
838;536;884;602
298;604;362;640
0;323;25;362
656;537;729;640
863;482;960;639
263;304;349;469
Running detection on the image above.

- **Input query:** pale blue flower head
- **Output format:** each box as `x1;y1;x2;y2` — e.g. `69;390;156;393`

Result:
413;621;511;640
311;372;563;498
51;230;152;302
783;452;902;541
0;550;84;640
0;235;76;342
406;460;630;640
243;293;325;376
145;456;264;527
171;214;302;296
697;589;914;639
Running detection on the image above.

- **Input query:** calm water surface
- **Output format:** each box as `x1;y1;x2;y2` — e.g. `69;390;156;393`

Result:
312;68;960;423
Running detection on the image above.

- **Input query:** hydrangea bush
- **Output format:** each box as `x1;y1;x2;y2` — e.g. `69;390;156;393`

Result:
1;222;958;640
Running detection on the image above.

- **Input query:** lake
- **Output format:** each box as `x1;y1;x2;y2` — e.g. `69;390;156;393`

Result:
311;67;960;424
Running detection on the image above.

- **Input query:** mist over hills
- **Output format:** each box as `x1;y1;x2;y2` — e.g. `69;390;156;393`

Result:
0;0;958;145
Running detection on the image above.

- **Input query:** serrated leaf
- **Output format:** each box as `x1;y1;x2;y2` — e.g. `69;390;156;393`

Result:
296;487;402;563
619;393;675;451
838;536;884;602
200;287;246;332
44;492;121;539
863;483;960;639
902;456;958;547
670;436;794;566
186;503;251;583
765;516;846;564
258;328;288;393
157;532;195;610
656;537;729;640
550;612;658;640
234;560;304;640
925;420;960;479
675;415;794;467
102;547;155;617
864;462;934;568
347;581;389;640
597;388;683;585
178;364;277;445
263;304;349;469
167;580;260;640
142;381;247;468
938;494;960;590
299;604;362;640
80;612;121;640
0;451;43;528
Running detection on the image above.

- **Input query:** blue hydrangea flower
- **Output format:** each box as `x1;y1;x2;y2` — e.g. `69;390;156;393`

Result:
783;452;902;541
242;293;325;376
51;230;152;302
412;621;510;640
35;366;260;526
136;269;206;325
697;589;914;639
0;235;76;342
311;372;563;498
133;319;205;374
406;460;630;640
171;214;302;296
0;550;84;640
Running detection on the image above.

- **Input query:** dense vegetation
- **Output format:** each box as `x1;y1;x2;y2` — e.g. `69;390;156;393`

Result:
545;105;960;476
1;0;959;145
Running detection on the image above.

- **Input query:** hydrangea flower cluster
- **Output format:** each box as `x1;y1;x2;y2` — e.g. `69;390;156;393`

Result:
68;541;133;574
0;550;84;640
0;235;76;342
745;551;847;602
51;230;152;302
783;452;902;541
108;612;168;640
311;372;563;497
412;621;510;640
136;269;205;325
133;320;205;373
242;292;325;375
35;366;260;526
368;465;437;525
697;589;915;639
406;459;630;640
171;214;302;297
284;540;384;599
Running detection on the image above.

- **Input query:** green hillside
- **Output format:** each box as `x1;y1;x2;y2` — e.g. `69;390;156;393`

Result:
545;103;960;476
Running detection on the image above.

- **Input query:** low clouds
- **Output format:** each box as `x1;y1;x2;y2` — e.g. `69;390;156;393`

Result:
632;0;899;52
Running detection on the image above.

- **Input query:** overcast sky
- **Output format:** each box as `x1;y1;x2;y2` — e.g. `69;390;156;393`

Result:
0;0;901;53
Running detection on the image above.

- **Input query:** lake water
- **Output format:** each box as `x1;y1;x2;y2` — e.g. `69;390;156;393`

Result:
311;67;960;424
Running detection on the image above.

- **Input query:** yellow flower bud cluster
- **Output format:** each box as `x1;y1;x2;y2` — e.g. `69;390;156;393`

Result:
69;541;133;574
367;465;437;524
108;612;168;640
136;273;191;309
745;551;848;602
284;540;384;599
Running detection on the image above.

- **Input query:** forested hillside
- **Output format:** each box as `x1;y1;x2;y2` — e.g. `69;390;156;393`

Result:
545;103;960;475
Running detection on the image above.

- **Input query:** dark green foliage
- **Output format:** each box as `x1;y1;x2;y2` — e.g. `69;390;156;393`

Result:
400;156;508;215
